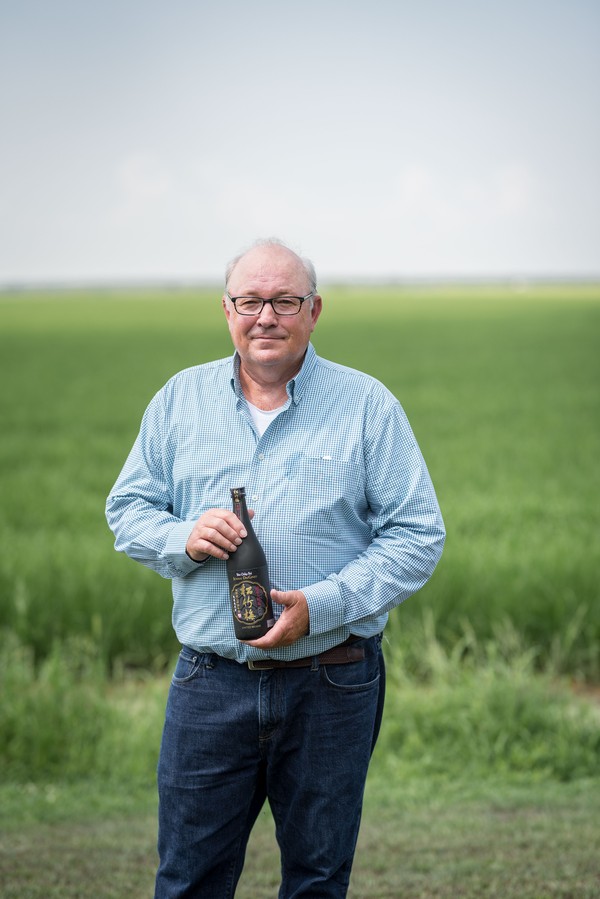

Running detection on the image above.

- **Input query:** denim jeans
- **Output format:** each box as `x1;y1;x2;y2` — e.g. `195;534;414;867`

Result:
154;634;385;899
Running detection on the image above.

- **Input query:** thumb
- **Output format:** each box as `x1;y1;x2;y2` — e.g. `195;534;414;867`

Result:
270;588;288;606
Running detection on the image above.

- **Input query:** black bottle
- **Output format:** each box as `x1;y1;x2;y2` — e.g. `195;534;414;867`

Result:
226;487;275;640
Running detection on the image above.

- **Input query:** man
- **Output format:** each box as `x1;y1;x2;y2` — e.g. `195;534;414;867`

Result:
106;238;445;898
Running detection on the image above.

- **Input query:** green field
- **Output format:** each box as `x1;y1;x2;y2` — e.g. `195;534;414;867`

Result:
1;283;599;674
1;283;599;896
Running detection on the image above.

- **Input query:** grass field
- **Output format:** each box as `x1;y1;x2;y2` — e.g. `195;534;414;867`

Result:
2;776;600;898
1;282;599;674
1;283;599;896
1;659;599;896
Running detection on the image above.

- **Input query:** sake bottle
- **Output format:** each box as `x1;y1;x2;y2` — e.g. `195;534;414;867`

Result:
226;487;275;640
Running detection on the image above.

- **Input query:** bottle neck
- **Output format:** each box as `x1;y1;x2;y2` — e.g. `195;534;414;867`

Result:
231;488;250;525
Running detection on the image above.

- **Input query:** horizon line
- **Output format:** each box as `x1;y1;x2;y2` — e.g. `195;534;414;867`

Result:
2;273;600;293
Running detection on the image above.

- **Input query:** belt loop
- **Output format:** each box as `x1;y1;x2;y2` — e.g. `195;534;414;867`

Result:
310;655;319;671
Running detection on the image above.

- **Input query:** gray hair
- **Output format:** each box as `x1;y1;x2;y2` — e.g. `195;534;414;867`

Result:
224;237;317;293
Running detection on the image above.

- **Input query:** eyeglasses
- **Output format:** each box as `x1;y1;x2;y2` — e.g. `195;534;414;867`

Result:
225;291;314;316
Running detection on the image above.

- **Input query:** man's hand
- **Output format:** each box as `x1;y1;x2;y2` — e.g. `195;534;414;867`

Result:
243;588;309;650
185;508;253;562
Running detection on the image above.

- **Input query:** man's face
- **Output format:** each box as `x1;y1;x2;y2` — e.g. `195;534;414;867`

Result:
223;245;322;375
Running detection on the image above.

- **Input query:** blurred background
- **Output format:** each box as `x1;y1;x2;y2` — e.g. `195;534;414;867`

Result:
1;0;598;285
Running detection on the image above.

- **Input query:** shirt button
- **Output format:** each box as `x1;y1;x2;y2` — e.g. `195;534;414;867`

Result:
252;494;259;501
258;453;265;460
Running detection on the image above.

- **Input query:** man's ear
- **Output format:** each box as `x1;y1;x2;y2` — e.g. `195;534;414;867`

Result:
310;294;323;330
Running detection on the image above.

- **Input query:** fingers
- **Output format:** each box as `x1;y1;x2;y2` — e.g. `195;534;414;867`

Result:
244;589;309;649
185;509;249;562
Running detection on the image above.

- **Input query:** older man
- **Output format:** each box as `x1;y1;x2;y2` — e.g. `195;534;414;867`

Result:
106;238;445;898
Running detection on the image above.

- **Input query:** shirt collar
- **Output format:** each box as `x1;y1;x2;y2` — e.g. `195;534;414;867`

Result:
229;342;317;405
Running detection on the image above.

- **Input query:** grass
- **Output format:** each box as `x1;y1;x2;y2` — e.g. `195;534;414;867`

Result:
2;776;599;897
1;283;599;895
1;625;599;896
2;618;599;785
1;283;599;675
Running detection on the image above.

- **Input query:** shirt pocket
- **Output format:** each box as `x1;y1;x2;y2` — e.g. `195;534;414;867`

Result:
284;453;362;536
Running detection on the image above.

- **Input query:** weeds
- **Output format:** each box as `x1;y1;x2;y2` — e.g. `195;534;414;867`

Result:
1;628;598;786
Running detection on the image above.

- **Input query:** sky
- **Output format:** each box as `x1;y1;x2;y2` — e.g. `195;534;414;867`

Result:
1;0;599;284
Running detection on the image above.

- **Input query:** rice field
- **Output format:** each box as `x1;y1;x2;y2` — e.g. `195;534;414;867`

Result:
1;282;599;676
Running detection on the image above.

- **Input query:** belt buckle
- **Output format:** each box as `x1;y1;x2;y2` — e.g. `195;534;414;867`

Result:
247;659;274;670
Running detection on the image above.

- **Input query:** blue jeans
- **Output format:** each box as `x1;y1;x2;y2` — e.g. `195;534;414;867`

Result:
154;634;385;899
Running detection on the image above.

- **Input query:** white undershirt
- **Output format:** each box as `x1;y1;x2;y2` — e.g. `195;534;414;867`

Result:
246;400;288;437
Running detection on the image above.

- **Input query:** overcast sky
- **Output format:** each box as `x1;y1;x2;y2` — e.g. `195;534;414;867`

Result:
1;0;599;283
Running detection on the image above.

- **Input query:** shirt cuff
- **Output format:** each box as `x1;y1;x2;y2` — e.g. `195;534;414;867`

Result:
163;520;207;577
302;579;344;636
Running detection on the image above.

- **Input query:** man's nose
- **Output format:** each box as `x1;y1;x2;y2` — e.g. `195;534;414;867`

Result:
256;301;279;324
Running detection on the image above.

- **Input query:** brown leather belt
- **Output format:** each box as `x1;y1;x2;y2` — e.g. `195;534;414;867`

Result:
247;636;364;670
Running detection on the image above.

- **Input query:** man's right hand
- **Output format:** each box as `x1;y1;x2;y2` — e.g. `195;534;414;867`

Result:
185;508;252;562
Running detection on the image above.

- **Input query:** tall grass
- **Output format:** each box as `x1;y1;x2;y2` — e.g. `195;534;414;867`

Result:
1;628;598;785
0;633;164;783
380;618;600;782
0;284;599;675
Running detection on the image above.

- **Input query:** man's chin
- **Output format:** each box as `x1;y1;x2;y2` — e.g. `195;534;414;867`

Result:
252;349;285;365
250;340;285;357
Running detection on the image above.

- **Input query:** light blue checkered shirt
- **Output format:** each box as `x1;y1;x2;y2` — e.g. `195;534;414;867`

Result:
106;343;445;663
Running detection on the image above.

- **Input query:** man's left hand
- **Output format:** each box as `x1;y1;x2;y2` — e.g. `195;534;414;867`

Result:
243;588;309;649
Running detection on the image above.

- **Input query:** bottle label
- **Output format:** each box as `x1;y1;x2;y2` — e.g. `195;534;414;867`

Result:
230;570;270;625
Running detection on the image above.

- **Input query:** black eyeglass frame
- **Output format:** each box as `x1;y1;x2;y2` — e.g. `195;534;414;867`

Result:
225;291;314;316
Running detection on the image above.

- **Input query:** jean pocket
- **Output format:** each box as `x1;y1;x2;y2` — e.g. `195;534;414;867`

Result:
172;647;202;684
321;656;380;692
